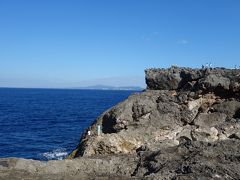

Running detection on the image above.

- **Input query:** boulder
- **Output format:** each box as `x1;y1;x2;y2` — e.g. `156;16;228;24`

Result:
145;67;240;96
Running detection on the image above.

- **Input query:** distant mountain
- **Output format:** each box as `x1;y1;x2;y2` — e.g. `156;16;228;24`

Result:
75;85;144;91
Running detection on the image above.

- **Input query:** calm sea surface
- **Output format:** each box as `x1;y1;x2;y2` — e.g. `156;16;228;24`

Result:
0;88;135;160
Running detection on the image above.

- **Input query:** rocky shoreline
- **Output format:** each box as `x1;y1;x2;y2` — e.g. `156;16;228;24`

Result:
1;66;240;179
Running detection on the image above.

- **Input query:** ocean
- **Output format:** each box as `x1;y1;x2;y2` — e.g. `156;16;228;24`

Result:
0;88;135;160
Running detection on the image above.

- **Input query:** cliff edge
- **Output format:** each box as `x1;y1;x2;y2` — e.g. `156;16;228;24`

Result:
1;66;240;179
68;66;240;158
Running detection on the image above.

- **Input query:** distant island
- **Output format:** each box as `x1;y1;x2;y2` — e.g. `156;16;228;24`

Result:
73;85;144;91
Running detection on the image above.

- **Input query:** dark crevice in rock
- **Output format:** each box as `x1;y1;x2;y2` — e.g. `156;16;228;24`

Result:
233;109;240;119
212;89;239;100
175;165;193;175
0;161;9;167
143;152;162;177
131;158;141;177
131;146;149;177
208;108;216;113
102;114;117;134
229;134;240;140
143;163;163;176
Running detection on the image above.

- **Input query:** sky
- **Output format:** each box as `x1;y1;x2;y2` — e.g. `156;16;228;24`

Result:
0;0;240;88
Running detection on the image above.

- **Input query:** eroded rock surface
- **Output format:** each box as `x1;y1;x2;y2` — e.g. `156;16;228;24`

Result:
1;67;240;179
69;89;240;157
0;155;138;180
133;139;240;179
69;67;240;157
145;67;240;94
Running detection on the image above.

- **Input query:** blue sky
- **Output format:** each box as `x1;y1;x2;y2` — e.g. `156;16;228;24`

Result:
0;0;239;88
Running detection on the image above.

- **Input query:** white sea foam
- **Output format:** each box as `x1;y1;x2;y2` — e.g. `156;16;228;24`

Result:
42;148;68;160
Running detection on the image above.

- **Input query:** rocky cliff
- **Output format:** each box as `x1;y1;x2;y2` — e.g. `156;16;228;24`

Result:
68;67;240;158
1;66;240;180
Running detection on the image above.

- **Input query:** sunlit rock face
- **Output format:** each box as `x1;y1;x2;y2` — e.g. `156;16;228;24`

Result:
68;67;240;158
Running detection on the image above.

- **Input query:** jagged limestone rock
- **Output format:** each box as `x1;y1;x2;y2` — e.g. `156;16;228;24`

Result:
69;67;240;158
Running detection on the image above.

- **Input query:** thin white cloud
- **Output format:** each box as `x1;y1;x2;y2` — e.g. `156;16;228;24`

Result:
141;31;159;41
177;39;188;44
141;36;151;41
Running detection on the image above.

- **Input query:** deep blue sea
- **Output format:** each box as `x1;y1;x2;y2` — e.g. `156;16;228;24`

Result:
0;88;135;160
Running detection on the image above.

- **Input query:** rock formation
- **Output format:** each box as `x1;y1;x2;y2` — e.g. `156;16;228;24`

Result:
68;67;240;158
1;66;240;179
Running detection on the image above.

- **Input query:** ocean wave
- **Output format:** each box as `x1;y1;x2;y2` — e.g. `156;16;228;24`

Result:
42;148;68;160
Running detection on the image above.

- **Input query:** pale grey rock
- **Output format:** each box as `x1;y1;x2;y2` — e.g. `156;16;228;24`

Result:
194;112;227;127
0;155;138;180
